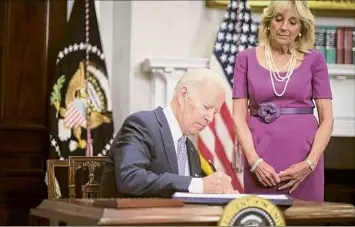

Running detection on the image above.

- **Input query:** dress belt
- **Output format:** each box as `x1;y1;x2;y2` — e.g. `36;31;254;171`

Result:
249;107;314;116
249;102;314;123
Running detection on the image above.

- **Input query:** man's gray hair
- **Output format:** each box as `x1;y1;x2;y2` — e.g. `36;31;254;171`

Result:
173;68;226;96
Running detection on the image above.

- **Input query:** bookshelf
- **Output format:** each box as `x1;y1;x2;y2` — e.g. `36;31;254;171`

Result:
328;64;355;78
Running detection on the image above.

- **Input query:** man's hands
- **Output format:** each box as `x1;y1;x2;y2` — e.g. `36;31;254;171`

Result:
202;172;239;194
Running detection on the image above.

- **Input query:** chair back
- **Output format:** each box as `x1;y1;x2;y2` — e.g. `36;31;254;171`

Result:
46;159;69;200
68;156;106;199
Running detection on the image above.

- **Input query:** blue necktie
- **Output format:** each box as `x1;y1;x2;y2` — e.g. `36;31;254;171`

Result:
177;136;187;175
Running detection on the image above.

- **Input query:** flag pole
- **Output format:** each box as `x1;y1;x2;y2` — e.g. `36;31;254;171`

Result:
232;0;241;173
85;0;93;156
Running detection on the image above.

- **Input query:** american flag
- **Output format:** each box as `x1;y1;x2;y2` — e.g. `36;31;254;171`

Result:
197;0;258;192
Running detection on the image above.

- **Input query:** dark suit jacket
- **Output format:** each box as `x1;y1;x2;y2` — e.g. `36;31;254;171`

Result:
99;106;203;198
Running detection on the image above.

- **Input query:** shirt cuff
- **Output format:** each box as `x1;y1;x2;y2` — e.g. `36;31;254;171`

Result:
188;178;203;193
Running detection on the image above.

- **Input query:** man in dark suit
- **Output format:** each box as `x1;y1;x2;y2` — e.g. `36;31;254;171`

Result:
99;68;237;198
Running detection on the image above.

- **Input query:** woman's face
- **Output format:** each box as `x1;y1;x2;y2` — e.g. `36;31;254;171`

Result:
269;5;302;47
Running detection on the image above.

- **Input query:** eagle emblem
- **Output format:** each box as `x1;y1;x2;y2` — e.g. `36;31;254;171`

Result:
50;61;112;153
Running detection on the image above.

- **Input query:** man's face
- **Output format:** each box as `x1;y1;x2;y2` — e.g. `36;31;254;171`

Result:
178;83;225;135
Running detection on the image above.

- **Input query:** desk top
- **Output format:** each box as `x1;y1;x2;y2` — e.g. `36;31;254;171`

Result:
31;198;355;226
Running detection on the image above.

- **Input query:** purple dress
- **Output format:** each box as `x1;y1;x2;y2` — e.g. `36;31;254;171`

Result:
232;48;332;202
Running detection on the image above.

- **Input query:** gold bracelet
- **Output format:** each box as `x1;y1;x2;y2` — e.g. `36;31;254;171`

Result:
305;158;315;171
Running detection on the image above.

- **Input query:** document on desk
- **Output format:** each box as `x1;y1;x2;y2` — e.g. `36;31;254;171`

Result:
172;192;293;206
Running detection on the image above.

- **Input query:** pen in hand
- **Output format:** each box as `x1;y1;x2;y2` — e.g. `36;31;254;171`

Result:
208;160;217;172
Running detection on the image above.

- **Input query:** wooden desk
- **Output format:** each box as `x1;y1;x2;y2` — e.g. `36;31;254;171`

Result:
30;199;355;226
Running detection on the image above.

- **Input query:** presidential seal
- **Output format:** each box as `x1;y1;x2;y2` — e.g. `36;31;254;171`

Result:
218;196;286;226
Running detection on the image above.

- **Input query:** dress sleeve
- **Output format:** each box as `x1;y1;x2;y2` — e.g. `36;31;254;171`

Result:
232;51;248;98
311;51;333;99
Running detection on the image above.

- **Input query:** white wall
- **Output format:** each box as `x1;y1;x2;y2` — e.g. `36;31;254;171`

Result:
128;1;224;123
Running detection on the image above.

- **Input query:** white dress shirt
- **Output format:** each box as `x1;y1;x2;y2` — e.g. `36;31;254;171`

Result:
163;105;203;193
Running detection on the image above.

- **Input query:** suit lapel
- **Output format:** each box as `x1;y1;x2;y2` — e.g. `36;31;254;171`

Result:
154;107;179;174
187;139;202;178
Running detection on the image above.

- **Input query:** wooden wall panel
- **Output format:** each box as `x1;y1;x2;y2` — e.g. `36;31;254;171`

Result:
1;1;47;124
0;0;4;103
0;0;67;225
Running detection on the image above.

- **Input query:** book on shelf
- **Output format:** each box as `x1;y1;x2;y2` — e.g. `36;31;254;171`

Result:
316;25;355;65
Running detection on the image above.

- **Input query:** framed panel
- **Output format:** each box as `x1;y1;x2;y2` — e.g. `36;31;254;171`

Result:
0;1;5;105
205;0;355;18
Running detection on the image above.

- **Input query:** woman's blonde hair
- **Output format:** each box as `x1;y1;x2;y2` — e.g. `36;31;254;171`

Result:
258;0;315;53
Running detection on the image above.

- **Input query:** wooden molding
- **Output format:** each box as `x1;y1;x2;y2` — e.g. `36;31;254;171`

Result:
205;0;355;18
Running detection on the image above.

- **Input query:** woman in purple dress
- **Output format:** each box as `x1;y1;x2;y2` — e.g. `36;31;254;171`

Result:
232;0;333;202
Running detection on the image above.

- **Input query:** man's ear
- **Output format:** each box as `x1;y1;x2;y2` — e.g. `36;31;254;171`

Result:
181;86;188;97
178;87;188;105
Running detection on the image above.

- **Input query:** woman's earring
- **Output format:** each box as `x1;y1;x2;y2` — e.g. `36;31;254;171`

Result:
267;27;270;30
299;33;302;37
